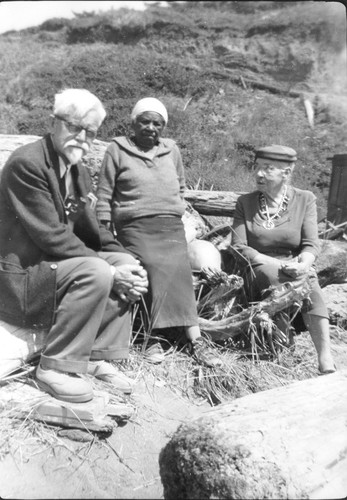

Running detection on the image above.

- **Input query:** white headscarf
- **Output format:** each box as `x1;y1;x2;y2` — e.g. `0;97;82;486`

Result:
131;97;168;125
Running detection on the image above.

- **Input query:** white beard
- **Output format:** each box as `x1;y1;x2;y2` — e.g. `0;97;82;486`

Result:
64;146;85;164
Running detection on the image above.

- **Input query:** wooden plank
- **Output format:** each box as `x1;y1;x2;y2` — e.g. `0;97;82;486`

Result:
0;382;134;432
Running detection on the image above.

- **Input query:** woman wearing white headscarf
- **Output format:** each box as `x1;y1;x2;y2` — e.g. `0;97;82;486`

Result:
96;97;221;367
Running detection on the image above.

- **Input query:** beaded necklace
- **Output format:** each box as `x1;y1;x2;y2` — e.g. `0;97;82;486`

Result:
259;185;289;230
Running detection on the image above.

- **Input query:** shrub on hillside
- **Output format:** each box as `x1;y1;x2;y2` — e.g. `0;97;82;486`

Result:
5;42;215;139
143;59;210;98
0;103;25;134
65;6;200;46
17;109;49;136
39;18;71;32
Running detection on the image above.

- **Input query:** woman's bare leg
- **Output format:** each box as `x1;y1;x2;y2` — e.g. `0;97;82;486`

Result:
302;313;336;373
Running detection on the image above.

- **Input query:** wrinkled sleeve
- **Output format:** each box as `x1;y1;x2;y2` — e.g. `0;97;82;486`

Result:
96;143;118;223
232;196;262;263
301;192;320;257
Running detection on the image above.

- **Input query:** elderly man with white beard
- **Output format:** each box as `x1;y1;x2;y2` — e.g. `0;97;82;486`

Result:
0;88;148;403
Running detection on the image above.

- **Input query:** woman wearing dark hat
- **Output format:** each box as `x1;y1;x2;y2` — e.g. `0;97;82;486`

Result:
96;97;221;368
231;144;336;374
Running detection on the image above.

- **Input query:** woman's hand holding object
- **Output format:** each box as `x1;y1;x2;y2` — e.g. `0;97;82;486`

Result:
280;261;310;279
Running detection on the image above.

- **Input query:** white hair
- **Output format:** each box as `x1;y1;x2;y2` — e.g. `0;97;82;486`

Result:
53;88;106;123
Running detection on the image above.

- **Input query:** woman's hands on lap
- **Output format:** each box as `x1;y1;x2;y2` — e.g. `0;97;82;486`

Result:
280;252;314;279
280;260;310;279
252;253;314;279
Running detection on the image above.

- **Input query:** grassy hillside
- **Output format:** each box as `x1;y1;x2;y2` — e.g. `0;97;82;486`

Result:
0;0;346;217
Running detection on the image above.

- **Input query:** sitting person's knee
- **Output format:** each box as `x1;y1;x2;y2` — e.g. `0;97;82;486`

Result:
106;251;139;267
83;257;114;290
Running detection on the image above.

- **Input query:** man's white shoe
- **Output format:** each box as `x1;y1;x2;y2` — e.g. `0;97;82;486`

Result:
88;360;135;395
36;365;93;403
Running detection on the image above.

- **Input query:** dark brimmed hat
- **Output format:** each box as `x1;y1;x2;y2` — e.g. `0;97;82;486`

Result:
255;145;297;162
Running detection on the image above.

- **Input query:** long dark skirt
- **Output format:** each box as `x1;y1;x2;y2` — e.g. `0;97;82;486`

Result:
115;216;199;329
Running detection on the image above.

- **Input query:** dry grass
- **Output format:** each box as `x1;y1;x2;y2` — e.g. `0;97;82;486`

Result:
121;266;319;408
125;326;318;407
0;380;84;463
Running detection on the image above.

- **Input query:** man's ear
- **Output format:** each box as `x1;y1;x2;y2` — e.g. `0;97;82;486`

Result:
48;115;55;133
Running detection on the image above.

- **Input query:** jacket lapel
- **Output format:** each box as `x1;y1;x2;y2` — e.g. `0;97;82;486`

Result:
41;135;67;219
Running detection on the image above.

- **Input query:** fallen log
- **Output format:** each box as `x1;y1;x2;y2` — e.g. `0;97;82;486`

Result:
0;320;45;379
159;369;347;500
184;189;245;217
0;134;42;171
319;220;347;240
199;276;311;342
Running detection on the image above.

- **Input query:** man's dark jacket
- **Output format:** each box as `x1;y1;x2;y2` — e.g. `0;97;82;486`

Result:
0;135;125;329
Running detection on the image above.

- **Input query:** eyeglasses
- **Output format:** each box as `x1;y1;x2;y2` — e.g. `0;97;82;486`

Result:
54;115;97;140
254;162;289;174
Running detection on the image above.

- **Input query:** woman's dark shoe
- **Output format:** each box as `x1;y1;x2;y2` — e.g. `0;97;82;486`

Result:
189;337;223;368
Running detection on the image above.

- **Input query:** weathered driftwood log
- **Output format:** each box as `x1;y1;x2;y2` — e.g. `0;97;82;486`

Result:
184;189;245;217
319;220;347;240
0;320;46;379
0;134;42;170
159;369;347;500
199;277;311;341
